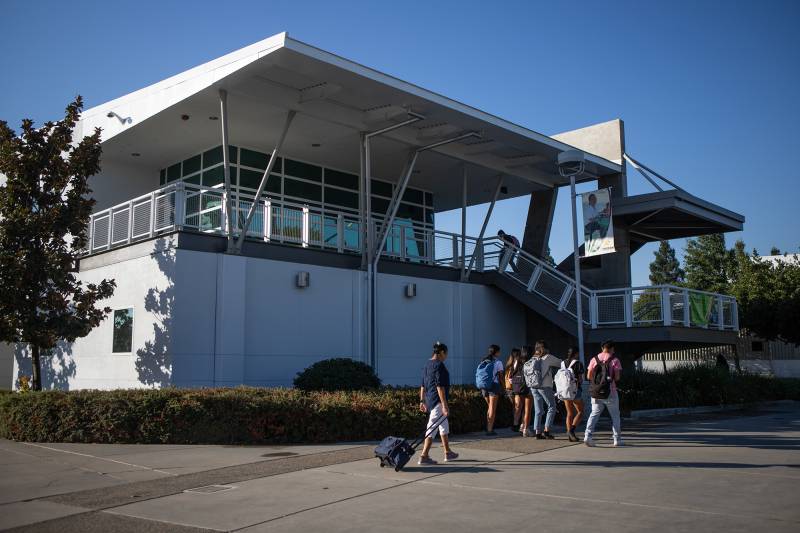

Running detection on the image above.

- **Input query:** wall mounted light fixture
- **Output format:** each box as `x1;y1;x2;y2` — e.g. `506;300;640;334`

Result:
296;272;310;288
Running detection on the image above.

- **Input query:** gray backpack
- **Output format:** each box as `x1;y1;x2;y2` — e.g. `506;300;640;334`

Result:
523;357;545;389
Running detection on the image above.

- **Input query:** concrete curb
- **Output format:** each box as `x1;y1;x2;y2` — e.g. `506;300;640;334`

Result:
626;399;797;419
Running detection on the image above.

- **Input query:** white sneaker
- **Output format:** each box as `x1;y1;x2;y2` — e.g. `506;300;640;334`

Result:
521;428;529;437
583;437;595;447
613;438;625;447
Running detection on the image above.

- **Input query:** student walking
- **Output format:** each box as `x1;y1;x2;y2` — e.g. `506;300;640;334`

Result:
504;349;522;430
418;342;458;464
476;344;504;436
525;340;561;439
516;345;534;436
558;347;586;442
584;340;624;447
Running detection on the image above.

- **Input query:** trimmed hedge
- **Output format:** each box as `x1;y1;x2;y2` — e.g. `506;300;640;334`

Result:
1;368;797;444
619;365;800;411
294;358;381;391
0;386;512;444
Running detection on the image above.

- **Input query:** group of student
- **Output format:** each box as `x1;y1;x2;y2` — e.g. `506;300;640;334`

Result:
417;339;623;465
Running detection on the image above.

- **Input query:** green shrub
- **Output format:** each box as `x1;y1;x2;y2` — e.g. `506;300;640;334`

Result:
619;364;800;411
0;386;512;444
294;358;381;391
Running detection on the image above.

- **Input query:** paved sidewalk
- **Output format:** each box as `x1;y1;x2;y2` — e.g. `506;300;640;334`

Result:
2;404;799;532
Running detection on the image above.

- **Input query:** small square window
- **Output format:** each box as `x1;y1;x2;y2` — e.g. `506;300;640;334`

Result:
112;308;134;353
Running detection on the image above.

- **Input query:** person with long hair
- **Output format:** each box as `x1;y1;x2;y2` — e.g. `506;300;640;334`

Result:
529;340;562;439
562;347;586;442
517;345;535;437
505;348;523;430
478;344;504;436
419;341;458;464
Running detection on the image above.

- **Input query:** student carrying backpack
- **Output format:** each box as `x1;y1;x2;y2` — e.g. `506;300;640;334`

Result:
584;340;624;447
527;341;562;439
560;347;586;442
523;356;545;389
475;358;495;390
555;360;578;401
476;345;504;436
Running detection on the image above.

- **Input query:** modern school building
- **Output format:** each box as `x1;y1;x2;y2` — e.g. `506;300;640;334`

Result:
9;32;744;390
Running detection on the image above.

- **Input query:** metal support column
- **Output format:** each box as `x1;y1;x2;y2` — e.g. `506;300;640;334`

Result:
234;110;296;253
570;174;586;363
464;174;504;280
461;165;467;277
219;89;235;253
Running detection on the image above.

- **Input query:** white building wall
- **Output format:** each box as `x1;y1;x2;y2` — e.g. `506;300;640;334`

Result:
89;158;159;212
11;245;526;390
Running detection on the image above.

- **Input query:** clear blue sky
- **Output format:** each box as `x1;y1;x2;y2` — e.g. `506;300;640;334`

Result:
2;0;798;285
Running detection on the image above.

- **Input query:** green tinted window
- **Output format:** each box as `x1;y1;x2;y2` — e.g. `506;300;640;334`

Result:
325;187;358;209
240;148;269;170
239;168;264;190
159;169;166;186
326;169;358;190
425;192;433;207
202;166;224;187
182;155;201;176
402;188;424;205
284;178;321;202
396;202;424;222
202;145;238;168
167;163;182;182
371;196;390;214
425;209;434;224
284;159;321;182
184;174;201;185
371;179;392;197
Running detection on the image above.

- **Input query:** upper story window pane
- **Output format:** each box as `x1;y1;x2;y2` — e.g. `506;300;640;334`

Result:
371;179;392;197
112;308;134;353
325;187;358;210
239;169;281;194
182;155;201;176
284;159;321;182
284;178;321;202
240;148;270;170
167;163;182;182
402;188;424;205
202;145;238;168
326;169;358;190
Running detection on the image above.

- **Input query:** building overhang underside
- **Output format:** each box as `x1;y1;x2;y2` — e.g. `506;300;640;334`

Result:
79;32;621;213
614;190;745;253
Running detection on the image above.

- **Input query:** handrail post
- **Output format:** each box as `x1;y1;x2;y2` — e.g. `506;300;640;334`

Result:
476;239;484;271
527;264;543;292
683;289;691;327
427;230;435;265
148;191;156;238
264;200;271;242
590;293;598;329
302;206;309;248
661;287;672;327
106;208;113;250
558;285;574;312
624;289;633;327
400;225;407;260
126;201;133;244
451;234;459;268
337;213;344;252
174;182;185;231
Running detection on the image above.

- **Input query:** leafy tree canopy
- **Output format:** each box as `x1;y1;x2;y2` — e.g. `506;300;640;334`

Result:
649;240;685;285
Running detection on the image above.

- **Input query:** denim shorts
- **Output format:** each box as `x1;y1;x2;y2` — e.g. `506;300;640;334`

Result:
481;382;501;398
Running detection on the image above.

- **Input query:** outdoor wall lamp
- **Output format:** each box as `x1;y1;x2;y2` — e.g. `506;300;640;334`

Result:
296;271;310;288
405;283;417;298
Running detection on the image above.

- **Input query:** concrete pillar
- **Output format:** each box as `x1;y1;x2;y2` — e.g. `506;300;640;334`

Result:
522;187;558;260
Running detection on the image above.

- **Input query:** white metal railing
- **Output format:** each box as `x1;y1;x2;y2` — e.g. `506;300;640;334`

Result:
83;183;739;332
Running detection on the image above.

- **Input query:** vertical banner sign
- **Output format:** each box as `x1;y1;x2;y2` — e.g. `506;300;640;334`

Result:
581;188;616;257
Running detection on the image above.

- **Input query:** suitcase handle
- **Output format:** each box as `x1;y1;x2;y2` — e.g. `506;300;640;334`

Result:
411;413;448;449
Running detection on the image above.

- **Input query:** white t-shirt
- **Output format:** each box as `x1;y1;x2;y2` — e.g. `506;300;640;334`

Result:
491;358;504;384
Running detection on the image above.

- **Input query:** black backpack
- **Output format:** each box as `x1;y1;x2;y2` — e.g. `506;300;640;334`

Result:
589;355;616;399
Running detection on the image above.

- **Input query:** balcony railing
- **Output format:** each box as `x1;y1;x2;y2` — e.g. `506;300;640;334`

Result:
83;182;738;332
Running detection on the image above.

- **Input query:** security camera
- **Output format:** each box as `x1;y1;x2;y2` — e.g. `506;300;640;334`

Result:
557;149;585;177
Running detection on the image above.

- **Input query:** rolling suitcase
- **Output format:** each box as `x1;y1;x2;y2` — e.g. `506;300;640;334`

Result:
374;414;447;471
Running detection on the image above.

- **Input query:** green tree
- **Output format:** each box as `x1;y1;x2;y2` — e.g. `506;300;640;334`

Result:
649;240;685;285
0;97;115;390
543;245;556;267
684;234;729;294
728;244;800;345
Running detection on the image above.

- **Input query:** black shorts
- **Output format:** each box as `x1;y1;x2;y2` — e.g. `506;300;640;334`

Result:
481;383;501;398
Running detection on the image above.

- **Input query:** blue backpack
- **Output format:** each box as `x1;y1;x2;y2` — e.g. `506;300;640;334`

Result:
475;358;495;389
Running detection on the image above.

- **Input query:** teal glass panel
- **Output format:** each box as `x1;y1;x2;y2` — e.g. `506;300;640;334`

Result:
182;155;201;176
284;178;321;202
240;148;269;170
371;179;392;197
324;187;358;210
326;169;358;190
167;163;182;182
284;159;321;182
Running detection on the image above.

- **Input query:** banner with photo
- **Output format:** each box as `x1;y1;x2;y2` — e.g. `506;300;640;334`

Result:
581;188;616;257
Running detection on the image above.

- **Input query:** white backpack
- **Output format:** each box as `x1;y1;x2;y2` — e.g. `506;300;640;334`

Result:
555;360;578;400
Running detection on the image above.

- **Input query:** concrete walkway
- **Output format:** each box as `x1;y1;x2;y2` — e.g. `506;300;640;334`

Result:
2;404;798;532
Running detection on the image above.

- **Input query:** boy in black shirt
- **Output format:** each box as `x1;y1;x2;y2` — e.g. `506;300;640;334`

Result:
419;342;458;465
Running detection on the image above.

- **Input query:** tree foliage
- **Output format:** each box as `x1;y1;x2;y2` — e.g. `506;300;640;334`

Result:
684;234;729;294
649;240;684;285
0;97;115;390
727;242;800;345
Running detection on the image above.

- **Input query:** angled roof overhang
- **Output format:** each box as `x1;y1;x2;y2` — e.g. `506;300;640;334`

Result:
614;190;745;248
77;32;621;211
